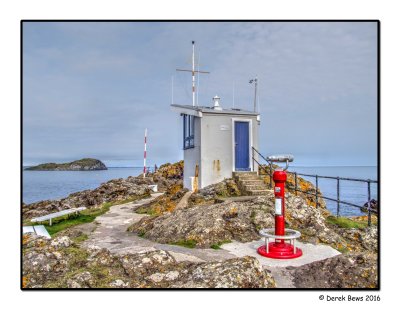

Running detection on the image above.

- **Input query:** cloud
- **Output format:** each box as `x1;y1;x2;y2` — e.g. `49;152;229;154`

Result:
23;21;378;166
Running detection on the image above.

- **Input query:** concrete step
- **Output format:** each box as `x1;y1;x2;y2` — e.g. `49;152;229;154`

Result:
233;172;270;196
235;175;260;182
239;179;265;185
247;189;270;196
238;175;259;179
233;171;257;178
243;184;267;191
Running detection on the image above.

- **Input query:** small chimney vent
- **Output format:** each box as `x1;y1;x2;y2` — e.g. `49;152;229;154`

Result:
212;95;222;110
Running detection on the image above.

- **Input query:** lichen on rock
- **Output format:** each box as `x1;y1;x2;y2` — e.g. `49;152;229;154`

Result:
22;235;275;288
259;164;327;209
290;252;378;288
135;183;188;216
23;177;152;220
129;191;350;249
188;178;241;206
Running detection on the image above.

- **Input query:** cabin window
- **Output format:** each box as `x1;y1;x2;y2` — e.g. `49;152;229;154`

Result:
183;114;195;149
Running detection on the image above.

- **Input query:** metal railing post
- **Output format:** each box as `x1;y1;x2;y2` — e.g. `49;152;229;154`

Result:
315;175;319;208
367;180;371;227
269;163;273;189
252;147;255;172
250;147;378;219
336;177;340;218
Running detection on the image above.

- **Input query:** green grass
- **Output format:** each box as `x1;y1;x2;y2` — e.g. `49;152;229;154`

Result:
25;195;147;236
72;234;89;243
169;239;197;248
210;240;232;250
326;216;369;229
135;207;159;216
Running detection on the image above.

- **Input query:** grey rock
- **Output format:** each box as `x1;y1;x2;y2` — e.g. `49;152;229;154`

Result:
130;191;347;249
291;252;378;288
23;235;275;288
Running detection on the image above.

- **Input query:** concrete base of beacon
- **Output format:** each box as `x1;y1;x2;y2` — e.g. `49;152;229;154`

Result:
257;242;303;259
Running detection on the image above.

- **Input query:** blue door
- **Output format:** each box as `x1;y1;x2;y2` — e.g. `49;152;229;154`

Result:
235;121;250;171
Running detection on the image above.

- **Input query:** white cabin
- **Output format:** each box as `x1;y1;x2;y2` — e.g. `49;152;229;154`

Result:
171;96;260;190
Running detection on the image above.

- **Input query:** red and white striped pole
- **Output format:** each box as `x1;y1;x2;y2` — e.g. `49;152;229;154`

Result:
143;128;147;178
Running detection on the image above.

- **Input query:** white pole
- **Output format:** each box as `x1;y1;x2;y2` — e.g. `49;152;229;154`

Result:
197;52;200;106
254;76;258;112
143;128;147;178
192;41;195;106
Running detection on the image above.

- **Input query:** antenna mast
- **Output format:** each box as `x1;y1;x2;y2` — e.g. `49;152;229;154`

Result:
192;41;195;106
249;76;258;112
176;41;210;106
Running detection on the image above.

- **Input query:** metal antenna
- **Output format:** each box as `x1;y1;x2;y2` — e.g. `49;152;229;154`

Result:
197;52;200;105
176;41;210;106
249;76;258;112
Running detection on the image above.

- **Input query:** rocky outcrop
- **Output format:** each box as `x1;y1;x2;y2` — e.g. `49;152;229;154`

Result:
259;164;327;209
25;158;107;171
22;235;275;288
335;226;378;252
23;177;151;220
361;199;378;213
148;161;184;191
23;161;186;220
129;191;349;249
135;183;188;216
188;178;241;206
290;252;378;288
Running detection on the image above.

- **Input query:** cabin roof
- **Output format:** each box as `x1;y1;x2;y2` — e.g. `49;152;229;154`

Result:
171;104;259;117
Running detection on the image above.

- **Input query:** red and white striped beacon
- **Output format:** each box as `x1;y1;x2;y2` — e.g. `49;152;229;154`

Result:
143;128;147;178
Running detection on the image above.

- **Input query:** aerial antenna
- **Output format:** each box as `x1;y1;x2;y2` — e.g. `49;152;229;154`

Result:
249;76;258;112
197;52;200;105
176;41;210;106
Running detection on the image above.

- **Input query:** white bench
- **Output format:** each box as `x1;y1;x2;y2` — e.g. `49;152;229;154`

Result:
23;225;51;239
148;184;158;192
31;207;86;226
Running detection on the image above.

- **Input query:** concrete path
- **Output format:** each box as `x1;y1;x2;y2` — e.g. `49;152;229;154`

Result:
221;239;341;288
221;239;340;268
215;196;257;203
82;193;341;288
83;193;236;263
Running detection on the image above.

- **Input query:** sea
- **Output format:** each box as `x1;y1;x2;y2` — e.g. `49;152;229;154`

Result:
287;166;378;217
22;166;378;217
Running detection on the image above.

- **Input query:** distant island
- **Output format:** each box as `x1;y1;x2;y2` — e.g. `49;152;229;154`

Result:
25;158;108;171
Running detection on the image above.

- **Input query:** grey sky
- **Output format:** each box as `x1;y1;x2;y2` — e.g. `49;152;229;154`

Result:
23;21;378;167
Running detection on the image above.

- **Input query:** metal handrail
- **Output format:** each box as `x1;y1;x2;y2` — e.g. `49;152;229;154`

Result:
251;147;378;226
288;172;378;183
